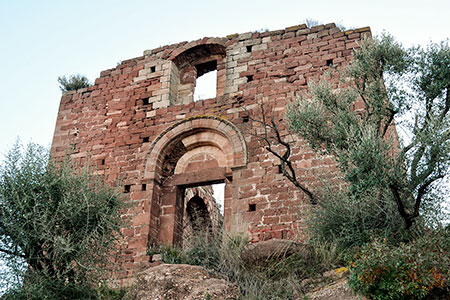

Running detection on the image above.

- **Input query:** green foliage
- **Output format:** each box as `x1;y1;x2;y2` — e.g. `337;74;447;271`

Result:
58;74;92;92
288;35;450;234
348;229;450;299
306;189;407;248
93;283;131;300
160;244;186;264
2;280;131;300
0;142;126;298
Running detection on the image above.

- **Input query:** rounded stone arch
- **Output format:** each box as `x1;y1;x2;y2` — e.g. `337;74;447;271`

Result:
174;146;228;174
168;39;228;67
168;41;228;104
185;195;211;231
143;116;248;182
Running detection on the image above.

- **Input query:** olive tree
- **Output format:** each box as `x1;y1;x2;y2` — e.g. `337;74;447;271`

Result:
0;142;125;298
287;35;450;232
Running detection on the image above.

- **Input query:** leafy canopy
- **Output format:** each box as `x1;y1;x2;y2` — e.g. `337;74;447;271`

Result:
57;74;91;92
288;35;450;231
0;142;125;298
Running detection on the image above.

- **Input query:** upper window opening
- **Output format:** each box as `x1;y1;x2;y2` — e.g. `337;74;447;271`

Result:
194;69;217;101
170;43;226;105
194;60;217;101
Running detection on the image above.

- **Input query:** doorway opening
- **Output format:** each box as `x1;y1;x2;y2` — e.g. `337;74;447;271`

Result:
182;183;224;248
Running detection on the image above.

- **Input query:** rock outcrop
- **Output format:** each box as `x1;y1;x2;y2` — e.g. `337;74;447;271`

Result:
242;239;311;264
131;264;239;300
302;267;367;300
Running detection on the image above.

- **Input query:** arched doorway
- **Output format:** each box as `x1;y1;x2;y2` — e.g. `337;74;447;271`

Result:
142;116;247;247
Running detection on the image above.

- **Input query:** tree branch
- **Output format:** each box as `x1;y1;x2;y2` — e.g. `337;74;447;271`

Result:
244;101;318;205
413;175;444;219
268;119;318;204
381;108;395;138
0;246;26;258
438;84;450;122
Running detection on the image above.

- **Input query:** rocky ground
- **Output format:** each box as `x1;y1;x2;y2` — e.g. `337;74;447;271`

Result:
129;263;365;300
130;263;239;300
302;267;366;300
129;239;365;299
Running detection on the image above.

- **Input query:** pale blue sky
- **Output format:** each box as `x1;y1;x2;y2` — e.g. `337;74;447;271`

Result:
0;0;449;156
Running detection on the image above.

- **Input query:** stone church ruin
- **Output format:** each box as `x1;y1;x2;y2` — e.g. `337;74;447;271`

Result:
51;23;371;279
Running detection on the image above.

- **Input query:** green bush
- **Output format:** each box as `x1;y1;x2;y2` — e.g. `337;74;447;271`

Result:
306;189;408;249
183;232;222;270
3;280;131;300
58;74;92;92
348;230;450;299
0;142;126;299
161;244;186;264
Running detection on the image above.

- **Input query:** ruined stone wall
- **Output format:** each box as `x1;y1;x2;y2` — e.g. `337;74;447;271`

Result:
51;23;371;280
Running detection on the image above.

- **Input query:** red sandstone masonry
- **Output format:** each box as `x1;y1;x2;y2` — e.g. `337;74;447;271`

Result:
51;23;371;281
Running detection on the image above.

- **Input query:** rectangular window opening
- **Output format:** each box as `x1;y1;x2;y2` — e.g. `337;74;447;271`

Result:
142;184;147;191
249;204;256;212
101;159;105;165
124;185;131;193
246;75;254;82
326;59;333;66
246;45;253;52
150;66;156;73
142;97;150;106
143;137;149;143
243;115;249;123
194;60;218;101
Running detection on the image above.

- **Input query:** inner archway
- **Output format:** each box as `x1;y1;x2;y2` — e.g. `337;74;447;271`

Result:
186;195;211;233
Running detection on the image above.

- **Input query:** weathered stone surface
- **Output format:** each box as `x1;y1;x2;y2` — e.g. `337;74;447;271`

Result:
305;279;364;300
131;264;239;300
242;239;311;264
301;267;367;300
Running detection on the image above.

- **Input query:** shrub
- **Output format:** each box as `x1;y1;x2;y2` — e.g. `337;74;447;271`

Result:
0;142;126;298
160;244;186;264
306;189;408;249
3;281;131;300
348;230;450;299
57;74;92;92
